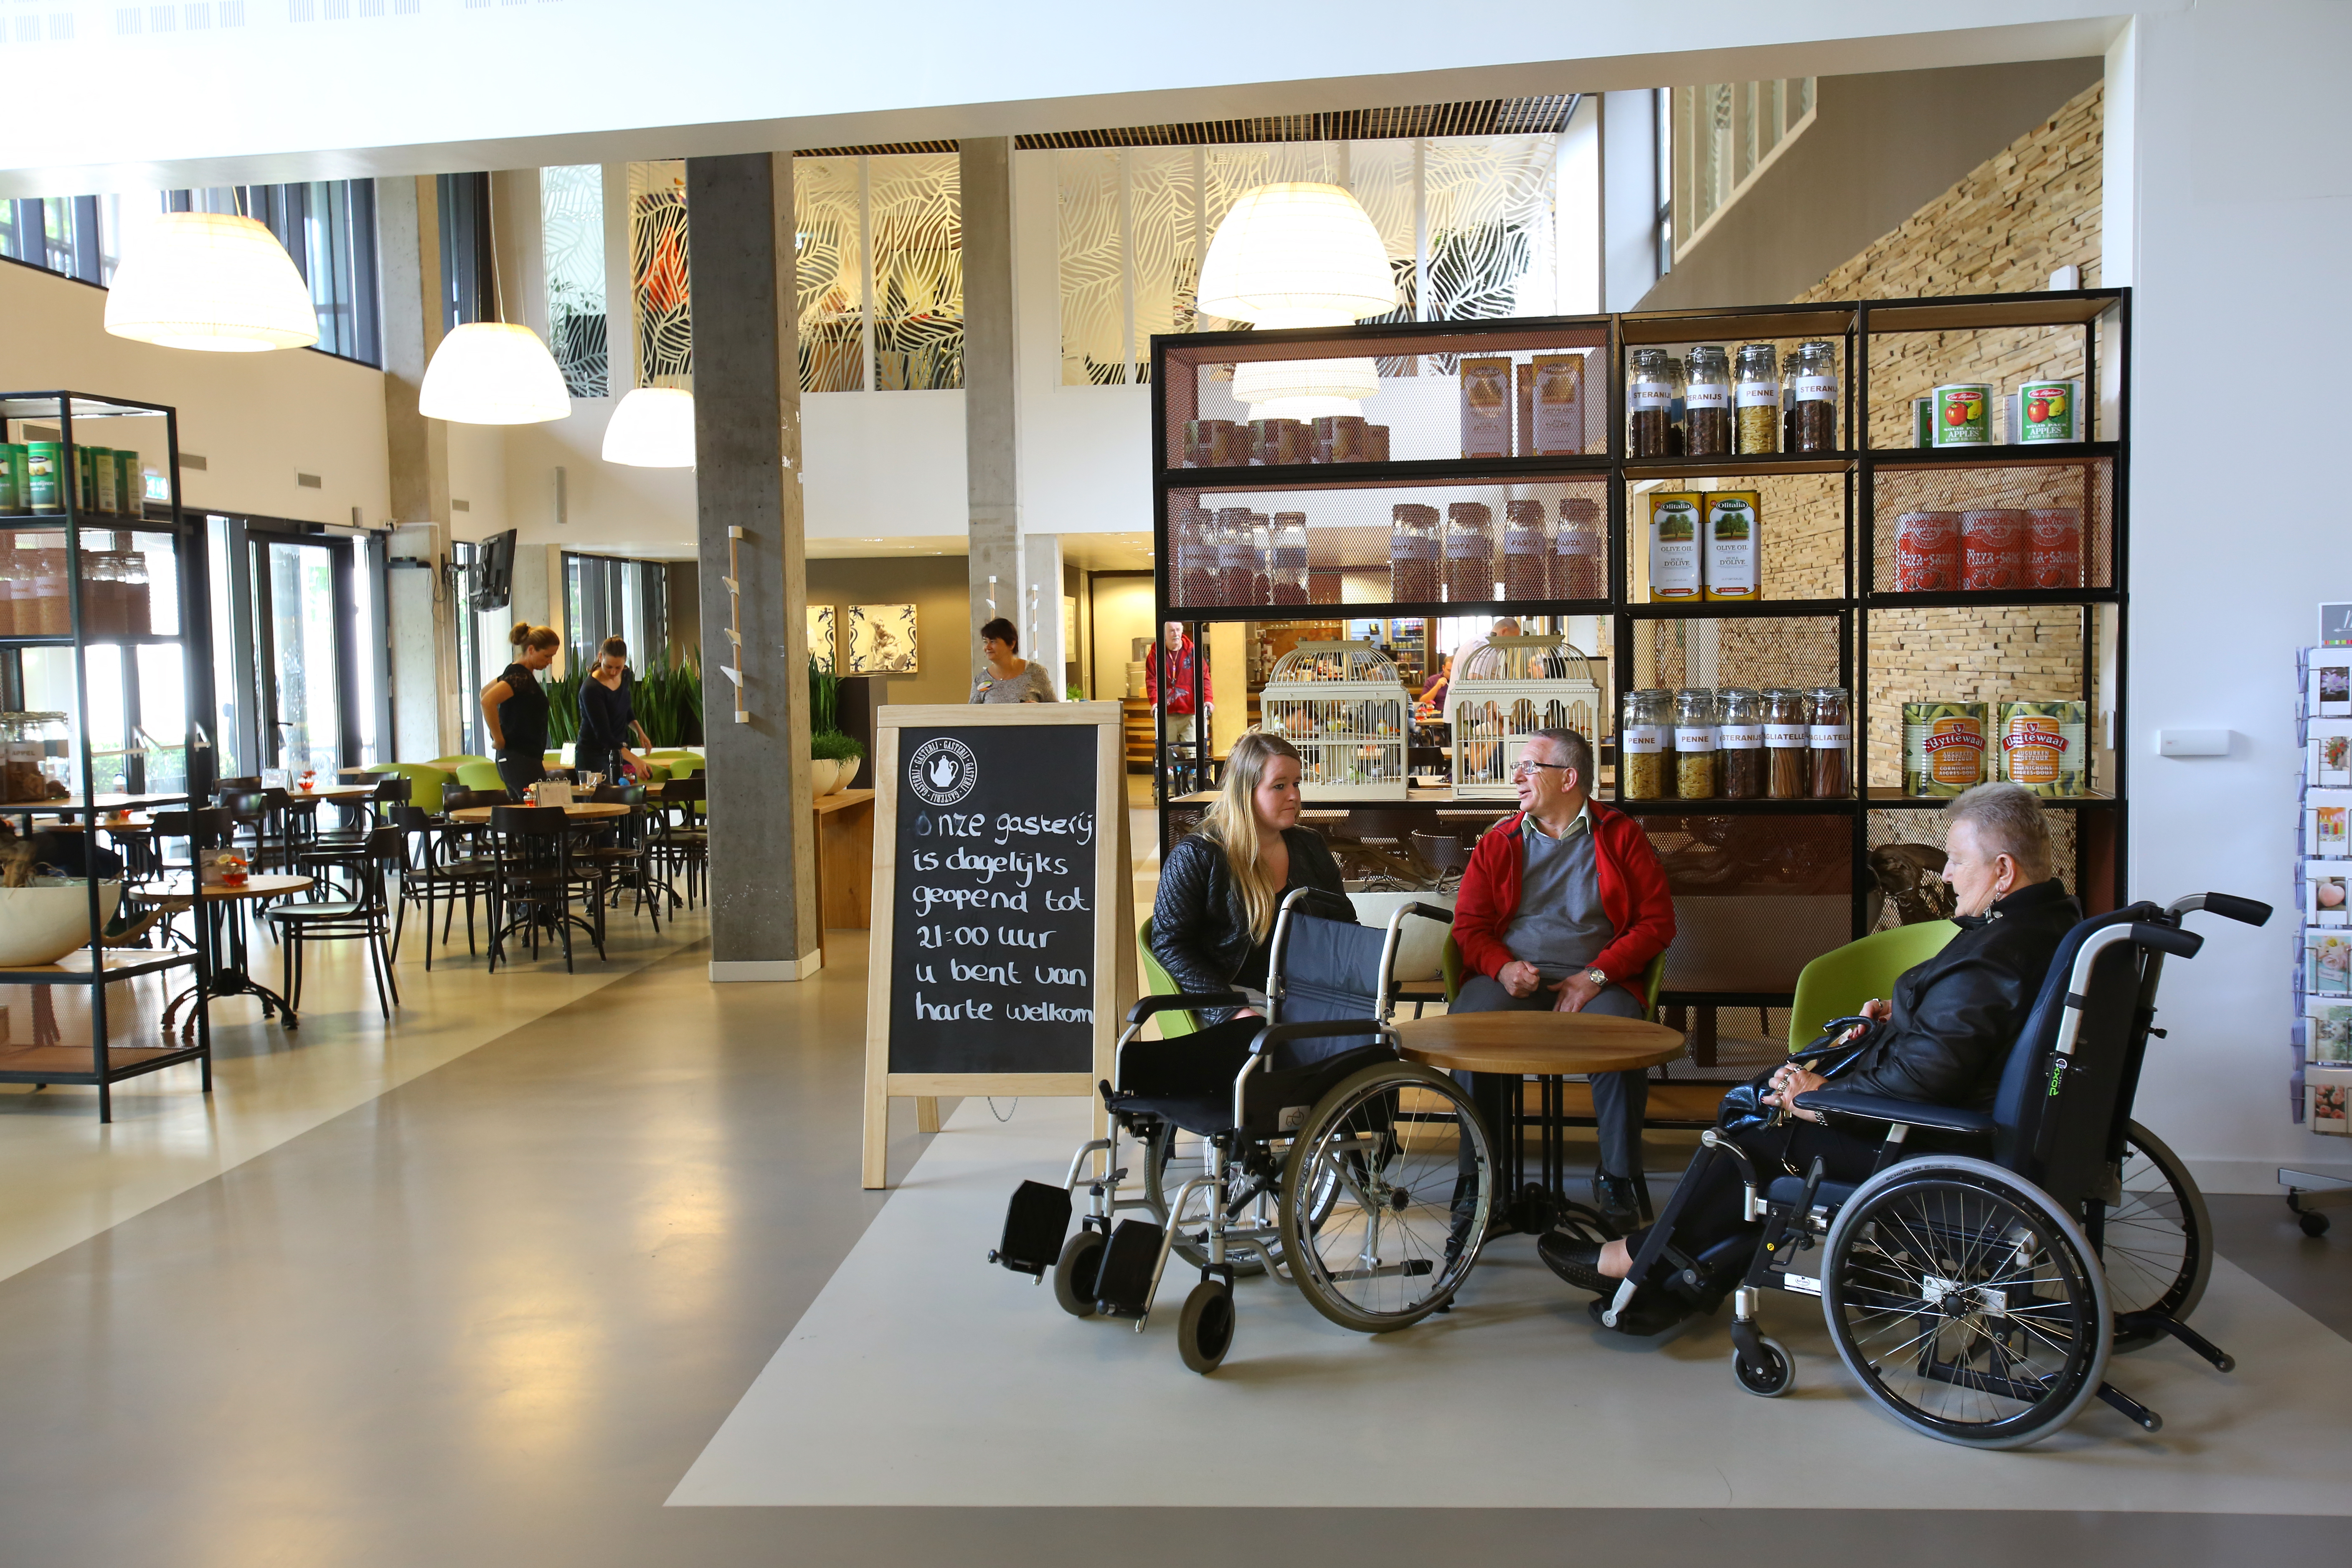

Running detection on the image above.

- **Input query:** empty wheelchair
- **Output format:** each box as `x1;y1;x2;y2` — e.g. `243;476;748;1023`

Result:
989;890;1485;1373
1608;891;2268;1448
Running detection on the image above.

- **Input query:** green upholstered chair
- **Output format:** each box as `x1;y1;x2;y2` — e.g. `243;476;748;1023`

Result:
1785;919;1960;1048
1441;936;1667;1022
1135;916;1199;1039
454;760;507;792
431;755;491;773
373;762;453;815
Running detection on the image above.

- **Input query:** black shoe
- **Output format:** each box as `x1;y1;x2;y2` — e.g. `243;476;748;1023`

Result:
1593;1172;1640;1232
1588;1291;1697;1338
1537;1233;1614;1294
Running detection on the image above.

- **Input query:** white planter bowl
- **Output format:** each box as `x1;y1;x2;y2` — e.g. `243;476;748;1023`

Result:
807;758;840;797
0;878;122;967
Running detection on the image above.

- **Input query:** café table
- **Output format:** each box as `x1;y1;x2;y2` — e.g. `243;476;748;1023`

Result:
152;872;314;1034
444;802;629;825
1393;1010;1685;1233
0;791;189;821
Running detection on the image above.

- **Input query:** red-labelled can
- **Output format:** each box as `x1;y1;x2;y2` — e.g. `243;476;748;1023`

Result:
1893;511;1960;592
2027;507;2082;589
1960;508;2026;591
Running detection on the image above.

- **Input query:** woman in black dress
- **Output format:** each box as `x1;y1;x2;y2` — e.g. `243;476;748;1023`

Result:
575;635;652;785
481;623;560;799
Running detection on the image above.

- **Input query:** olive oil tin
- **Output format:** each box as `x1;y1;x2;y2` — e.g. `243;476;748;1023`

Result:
1903;701;1988;796
1647;492;1702;601
1701;489;1760;601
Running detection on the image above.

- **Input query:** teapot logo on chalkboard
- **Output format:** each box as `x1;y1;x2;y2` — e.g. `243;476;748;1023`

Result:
907;736;979;806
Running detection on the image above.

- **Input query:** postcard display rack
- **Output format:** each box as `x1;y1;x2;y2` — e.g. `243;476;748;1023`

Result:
2298;648;2352;1138
0;392;212;1121
1152;292;2129;1020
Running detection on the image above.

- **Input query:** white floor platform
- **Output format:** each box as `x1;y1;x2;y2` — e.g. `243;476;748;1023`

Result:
675;1096;2352;1512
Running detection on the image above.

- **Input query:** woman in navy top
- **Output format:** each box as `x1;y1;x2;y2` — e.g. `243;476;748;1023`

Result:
576;635;652;785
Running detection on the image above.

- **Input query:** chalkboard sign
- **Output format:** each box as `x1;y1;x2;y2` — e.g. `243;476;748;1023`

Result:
862;703;1134;1187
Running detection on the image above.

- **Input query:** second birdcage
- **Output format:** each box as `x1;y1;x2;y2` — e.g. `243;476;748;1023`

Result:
1449;636;1602;797
1259;642;1411;800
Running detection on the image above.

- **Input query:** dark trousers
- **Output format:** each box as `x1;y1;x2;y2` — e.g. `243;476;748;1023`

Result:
1450;972;1649;1179
496;753;546;801
1626;1117;1884;1286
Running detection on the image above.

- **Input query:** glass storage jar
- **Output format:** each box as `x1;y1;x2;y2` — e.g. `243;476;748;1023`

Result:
1554;497;1604;599
1808;686;1852;798
1619;689;1672;800
1788;340;1839;453
1175;508;1218;606
1502;500;1549;601
1390;503;1441;603
1268;513;1308;604
1212;507;1254;604
1735;343;1780;455
1444;502;1495;603
1684;345;1732;457
120;546;152;636
1673;687;1718;798
1627;349;1681;457
1717;687;1765;798
1764;687;1810;799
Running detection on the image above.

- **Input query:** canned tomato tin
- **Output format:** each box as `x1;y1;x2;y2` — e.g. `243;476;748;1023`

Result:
1960;508;2026;591
1904;701;1989;796
2027;507;2082;589
1932;383;1994;447
2017;379;2081;443
1894;511;1960;592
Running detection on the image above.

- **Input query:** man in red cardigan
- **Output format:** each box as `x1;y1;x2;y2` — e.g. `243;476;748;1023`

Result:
1451;728;1676;1229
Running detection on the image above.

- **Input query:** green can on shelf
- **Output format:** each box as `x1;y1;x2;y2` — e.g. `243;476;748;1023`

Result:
1912;397;1933;447
1931;383;1994;447
115;450;142;519
23;442;61;514
0;444;23;513
2017;379;2082;443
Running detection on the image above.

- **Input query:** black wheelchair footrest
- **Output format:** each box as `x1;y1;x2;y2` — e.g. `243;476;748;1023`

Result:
2096;1381;2164;1434
1091;1218;1165;1317
989;1180;1072;1278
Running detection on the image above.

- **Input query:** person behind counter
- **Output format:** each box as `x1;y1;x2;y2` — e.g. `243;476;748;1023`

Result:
1149;729;1344;1026
576;635;654;784
482;624;561;799
1448;726;1676;1230
969;617;1059;703
1542;782;2079;1335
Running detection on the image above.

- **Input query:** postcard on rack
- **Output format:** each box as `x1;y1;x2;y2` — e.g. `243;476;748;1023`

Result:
2309;1068;2352;1135
2311;933;2352;995
2311;724;2352;788
2311;791;2352;857
2309;862;2350;927
2314;652;2352;717
2312;1006;2352;1065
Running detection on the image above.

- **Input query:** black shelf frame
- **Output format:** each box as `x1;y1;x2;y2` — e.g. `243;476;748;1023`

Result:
1148;289;2130;973
0;390;215;1120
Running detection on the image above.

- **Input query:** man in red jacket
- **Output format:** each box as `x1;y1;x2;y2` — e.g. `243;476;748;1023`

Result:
1451;727;1676;1229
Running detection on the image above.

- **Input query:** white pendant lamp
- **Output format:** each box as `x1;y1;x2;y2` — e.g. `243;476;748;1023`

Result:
1230;356;1381;417
104;211;320;353
601;386;696;467
419;322;572;425
1197;183;1395;330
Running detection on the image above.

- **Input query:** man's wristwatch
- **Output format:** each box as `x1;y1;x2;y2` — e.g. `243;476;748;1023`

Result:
1583;967;1609;988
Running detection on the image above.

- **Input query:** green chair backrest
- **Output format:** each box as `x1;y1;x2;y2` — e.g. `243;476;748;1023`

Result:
664;756;704;779
1786;920;1960;1048
1441;934;1666;1023
1136;916;1198;1038
454;761;507;792
377;762;452;814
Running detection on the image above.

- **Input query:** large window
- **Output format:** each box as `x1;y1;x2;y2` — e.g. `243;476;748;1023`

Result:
0;195;122;284
1671;79;1816;260
563;552;670;671
437;172;495;332
165;183;383;363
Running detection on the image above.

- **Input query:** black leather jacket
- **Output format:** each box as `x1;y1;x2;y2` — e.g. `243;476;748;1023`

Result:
1834;879;2080;1108
1150;827;1347;1025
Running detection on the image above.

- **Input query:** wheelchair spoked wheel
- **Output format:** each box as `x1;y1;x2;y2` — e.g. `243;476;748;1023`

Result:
1142;1123;1280;1279
1823;1156;2109;1450
1278;1061;1492;1334
2100;1121;2212;1353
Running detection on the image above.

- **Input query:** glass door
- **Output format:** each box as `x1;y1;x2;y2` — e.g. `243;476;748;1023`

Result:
251;537;347;776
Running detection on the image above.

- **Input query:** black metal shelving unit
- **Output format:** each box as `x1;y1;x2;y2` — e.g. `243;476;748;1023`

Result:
0;391;213;1121
1148;289;2128;1020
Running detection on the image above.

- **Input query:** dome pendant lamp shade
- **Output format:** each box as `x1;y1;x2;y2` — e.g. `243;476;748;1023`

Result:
418;322;572;425
104;212;320;352
601;386;696;467
1230;356;1380;408
1197;183;1395;330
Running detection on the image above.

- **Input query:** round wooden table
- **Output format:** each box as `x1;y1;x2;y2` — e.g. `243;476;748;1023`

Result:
446;802;629;824
155;873;315;1033
1394;1010;1685;1233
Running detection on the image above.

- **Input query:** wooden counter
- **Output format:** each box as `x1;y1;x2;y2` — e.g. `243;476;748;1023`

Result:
814;788;875;930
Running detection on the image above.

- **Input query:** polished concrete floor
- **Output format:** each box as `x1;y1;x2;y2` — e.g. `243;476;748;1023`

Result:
1;879;2347;1563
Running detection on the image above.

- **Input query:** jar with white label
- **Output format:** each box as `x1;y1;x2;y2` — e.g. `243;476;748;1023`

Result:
1808;686;1851;798
1554;496;1604;599
1735;343;1779;455
1501;500;1548;601
1789;340;1839;452
1765;687;1809;799
1444;502;1495;603
1684;345;1732;457
1627;348;1681;457
1268;513;1308;605
1717;687;1765;798
1619;688;1671;800
1390;503;1440;604
1673;687;1718;799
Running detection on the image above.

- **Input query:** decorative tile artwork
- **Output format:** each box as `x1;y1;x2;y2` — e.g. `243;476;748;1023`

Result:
808;605;838;672
847;604;918;675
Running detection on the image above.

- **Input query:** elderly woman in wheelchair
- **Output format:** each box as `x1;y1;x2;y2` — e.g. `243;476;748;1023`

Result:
1542;781;2268;1447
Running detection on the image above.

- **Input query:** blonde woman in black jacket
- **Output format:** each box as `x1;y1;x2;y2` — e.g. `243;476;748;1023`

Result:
1150;730;1346;1025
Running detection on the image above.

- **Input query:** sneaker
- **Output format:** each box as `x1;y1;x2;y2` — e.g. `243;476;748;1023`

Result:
1592;1172;1640;1232
1536;1233;1614;1294
1588;1291;1697;1338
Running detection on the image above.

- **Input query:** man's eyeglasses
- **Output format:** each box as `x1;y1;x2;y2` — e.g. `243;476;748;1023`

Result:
1511;759;1576;779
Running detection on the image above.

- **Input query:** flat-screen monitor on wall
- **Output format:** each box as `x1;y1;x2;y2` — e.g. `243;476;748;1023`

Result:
471;529;517;611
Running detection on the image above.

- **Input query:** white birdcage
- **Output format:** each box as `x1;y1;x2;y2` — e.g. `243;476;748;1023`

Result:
1449;636;1602;797
1260;642;1411;801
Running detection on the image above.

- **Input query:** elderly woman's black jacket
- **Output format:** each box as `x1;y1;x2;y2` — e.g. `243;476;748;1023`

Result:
1150;827;1346;1025
1834;878;2081;1108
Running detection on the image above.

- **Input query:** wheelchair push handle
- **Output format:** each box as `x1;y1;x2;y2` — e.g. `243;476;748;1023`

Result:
1405;902;1457;928
2131;922;2203;960
2170;891;2271;928
1125;992;1249;1025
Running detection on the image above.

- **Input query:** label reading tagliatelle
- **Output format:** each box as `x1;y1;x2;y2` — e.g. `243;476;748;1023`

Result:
1765;723;1809;749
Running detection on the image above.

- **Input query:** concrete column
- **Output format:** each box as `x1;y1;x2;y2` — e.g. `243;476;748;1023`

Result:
1019;531;1065;693
961;137;1020;683
377;173;460;757
686;151;821;982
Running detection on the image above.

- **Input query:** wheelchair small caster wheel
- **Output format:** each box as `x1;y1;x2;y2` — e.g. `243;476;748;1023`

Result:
1732;1338;1795;1398
1176;1281;1234;1375
1053;1231;1106;1319
2300;1209;2331;1238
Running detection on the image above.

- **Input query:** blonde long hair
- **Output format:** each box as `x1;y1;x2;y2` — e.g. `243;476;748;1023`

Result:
1199;729;1301;942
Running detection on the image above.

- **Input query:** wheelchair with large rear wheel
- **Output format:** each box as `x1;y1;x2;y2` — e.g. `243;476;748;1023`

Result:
1612;891;2267;1447
988;890;1486;1373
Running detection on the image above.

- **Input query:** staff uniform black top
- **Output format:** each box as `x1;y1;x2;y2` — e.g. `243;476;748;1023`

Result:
577;670;634;754
1150;827;1346;1025
492;662;550;762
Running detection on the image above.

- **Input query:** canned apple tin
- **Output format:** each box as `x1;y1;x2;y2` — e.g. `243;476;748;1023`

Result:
1894;511;1961;592
1931;383;1994;447
2017;379;2082;443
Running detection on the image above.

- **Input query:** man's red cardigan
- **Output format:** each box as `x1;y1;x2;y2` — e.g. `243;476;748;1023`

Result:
1451;802;1677;1005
